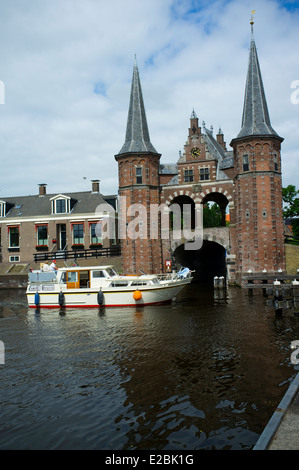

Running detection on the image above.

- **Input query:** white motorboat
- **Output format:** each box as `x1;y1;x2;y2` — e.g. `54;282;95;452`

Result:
26;265;192;308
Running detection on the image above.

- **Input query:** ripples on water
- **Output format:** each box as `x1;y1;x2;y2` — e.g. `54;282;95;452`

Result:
0;284;298;450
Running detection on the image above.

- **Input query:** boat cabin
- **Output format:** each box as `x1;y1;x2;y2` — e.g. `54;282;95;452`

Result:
28;265;160;291
58;266;118;289
28;266;117;288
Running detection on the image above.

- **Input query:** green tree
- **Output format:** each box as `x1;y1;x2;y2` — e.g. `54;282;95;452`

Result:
292;220;299;238
282;185;299;217
282;185;299;239
203;202;222;228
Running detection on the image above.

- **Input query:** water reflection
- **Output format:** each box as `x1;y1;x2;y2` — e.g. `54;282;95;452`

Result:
0;284;298;450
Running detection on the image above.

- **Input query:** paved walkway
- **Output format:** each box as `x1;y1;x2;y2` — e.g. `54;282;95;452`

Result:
253;371;299;450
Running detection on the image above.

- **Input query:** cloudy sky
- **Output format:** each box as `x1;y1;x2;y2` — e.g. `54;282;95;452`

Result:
0;0;298;198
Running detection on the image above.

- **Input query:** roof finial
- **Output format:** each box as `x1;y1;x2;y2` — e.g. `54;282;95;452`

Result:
190;109;197;119
250;10;255;36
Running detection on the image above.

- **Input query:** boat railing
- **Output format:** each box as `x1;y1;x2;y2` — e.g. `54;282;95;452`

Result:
156;273;177;281
156;269;193;282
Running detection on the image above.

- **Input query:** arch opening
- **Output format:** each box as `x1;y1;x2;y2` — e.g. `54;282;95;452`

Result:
174;240;227;283
169;195;196;230
202;192;230;227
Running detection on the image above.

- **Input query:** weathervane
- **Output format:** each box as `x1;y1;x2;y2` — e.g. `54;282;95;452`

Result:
250;10;255;34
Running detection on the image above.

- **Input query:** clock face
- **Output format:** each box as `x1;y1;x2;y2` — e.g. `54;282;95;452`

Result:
191;147;200;158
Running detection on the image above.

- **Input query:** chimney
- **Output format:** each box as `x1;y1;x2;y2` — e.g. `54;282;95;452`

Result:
91;180;100;193
216;128;227;151
38;184;47;197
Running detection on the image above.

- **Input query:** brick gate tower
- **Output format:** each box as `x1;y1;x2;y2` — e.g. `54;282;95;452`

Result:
115;60;163;274
115;22;286;282
230;22;286;278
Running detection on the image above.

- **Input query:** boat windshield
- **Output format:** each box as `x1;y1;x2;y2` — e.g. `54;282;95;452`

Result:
106;267;117;277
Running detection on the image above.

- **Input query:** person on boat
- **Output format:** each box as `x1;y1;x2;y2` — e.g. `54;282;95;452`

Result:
42;262;51;272
50;260;58;271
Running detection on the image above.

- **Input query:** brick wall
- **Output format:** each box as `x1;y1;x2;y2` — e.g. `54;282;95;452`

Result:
0;217;114;264
116;152;163;274
232;136;286;278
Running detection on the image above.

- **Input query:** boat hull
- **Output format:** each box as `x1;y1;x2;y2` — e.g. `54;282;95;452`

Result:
27;281;190;308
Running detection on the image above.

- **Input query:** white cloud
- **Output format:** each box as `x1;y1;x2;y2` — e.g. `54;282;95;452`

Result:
0;0;298;197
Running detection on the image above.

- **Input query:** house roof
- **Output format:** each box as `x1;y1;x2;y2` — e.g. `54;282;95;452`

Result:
159;164;178;175
0;191;117;219
202;126;233;180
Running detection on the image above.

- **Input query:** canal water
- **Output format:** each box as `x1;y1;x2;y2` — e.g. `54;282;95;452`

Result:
0;283;298;450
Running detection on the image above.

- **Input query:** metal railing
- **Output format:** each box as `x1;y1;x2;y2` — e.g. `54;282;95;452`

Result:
285;235;299;245
33;246;121;262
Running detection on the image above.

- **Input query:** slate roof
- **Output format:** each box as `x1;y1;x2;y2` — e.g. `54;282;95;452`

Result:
166;174;179;185
0;191;117;219
202;126;233;180
219;152;234;170
236;31;281;139
159;164;178;175
117;61;159;155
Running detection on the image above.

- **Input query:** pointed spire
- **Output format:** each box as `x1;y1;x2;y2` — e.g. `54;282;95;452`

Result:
118;58;158;155
236;20;280;139
190;109;197;119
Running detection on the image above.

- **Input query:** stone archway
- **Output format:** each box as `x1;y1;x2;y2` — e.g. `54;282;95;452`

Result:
202;192;229;227
163;185;234;220
162;185;235;282
174;240;227;282
169;194;196;230
195;185;233;205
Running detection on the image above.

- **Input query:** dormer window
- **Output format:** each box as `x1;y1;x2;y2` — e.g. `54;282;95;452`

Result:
56;199;66;213
50;195;72;214
0;201;5;217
